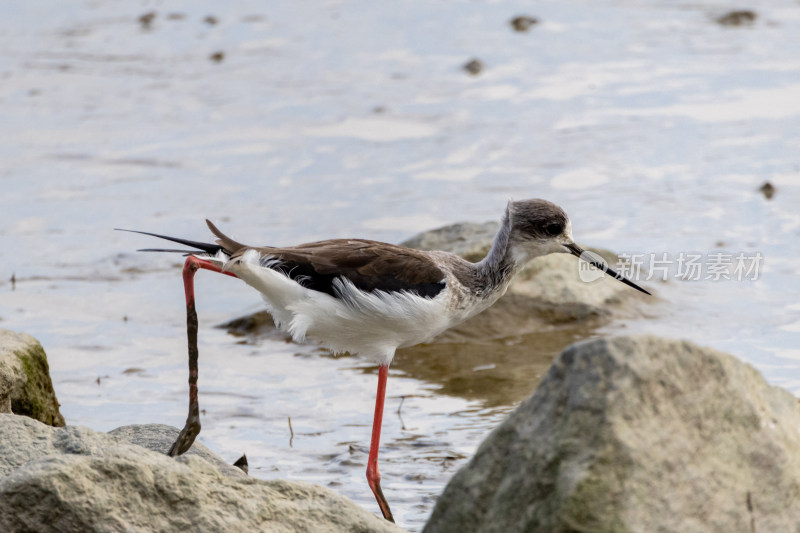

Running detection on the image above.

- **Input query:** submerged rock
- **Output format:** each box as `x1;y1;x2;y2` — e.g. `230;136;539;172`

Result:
716;10;756;26
402;221;498;263
233;453;249;474
424;336;800;533
0;414;403;532
510;15;538;32
759;181;776;200
138;11;156;30
462;59;483;76
0;329;65;427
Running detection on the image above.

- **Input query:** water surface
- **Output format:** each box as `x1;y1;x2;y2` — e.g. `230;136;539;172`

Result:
1;1;799;529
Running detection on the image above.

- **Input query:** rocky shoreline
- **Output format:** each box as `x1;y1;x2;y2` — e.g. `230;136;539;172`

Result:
3;327;799;532
0;412;401;532
2;224;798;532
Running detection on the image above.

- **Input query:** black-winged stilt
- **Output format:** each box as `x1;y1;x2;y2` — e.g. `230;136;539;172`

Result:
121;198;649;522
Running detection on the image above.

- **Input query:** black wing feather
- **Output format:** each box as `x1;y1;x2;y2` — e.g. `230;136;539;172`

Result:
246;241;448;299
115;228;222;255
269;259;445;298
119;225;447;299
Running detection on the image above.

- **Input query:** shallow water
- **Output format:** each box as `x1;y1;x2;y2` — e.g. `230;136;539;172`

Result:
2;0;799;529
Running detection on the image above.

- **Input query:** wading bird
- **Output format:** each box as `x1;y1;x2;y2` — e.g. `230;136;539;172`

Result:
121;198;649;522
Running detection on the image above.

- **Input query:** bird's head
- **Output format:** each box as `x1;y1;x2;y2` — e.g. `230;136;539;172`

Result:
505;199;574;260
505;199;650;295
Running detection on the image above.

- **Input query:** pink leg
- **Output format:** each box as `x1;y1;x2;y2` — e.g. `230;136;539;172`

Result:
366;364;395;522
168;256;237;457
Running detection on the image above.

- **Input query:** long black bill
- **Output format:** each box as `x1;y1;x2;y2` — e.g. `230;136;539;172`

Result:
564;243;651;296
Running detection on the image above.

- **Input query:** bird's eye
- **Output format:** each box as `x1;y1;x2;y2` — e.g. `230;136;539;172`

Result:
545;223;563;236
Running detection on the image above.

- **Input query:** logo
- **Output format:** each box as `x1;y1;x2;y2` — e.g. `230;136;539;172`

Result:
577;250;608;283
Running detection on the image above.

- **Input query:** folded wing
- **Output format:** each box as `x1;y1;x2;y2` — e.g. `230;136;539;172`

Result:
206;219;447;299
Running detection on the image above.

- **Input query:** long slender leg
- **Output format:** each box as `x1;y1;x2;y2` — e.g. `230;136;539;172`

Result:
366;364;395;522
167;256;237;457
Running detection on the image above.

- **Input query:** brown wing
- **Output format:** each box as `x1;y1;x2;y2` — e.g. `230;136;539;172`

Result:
206;220;446;299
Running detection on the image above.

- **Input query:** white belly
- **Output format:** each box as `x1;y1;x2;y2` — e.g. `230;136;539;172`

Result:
225;251;458;365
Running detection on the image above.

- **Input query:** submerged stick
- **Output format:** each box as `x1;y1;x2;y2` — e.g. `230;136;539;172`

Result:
397;395;407;431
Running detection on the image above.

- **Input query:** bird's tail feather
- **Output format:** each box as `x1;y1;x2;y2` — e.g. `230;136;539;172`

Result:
115;229;223;256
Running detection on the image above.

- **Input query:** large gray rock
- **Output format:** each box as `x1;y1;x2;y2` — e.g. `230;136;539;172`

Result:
424;336;800;533
109;423;247;478
0;329;65;426
0;414;404;533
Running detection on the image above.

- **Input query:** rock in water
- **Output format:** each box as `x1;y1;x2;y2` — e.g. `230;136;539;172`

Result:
402;221;499;263
0;329;65;426
510;15;538;32
424;336;800;533
233;453;249;474
0;415;404;532
759;181;776;200
462;59;483;76
716;10;756;26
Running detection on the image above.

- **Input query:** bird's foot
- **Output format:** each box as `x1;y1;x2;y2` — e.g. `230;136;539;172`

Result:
368;476;395;523
167;416;201;457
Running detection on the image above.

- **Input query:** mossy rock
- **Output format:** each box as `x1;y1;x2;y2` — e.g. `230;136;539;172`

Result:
0;329;65;427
